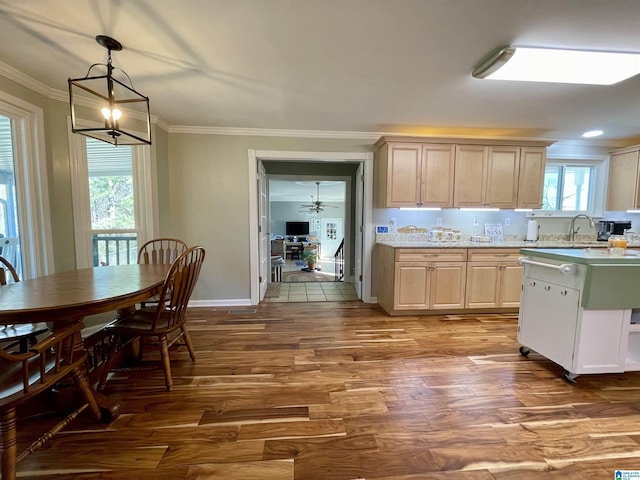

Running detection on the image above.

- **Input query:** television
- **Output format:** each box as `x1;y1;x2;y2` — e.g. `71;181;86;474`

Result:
285;221;310;236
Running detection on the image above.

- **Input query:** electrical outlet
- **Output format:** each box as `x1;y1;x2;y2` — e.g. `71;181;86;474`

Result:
436;217;443;227
505;217;511;226
473;216;479;227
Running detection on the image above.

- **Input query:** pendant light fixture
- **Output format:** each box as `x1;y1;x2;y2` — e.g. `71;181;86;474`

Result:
68;35;151;146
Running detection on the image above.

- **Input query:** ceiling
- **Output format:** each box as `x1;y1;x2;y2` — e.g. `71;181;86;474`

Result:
269;180;346;203
1;0;640;147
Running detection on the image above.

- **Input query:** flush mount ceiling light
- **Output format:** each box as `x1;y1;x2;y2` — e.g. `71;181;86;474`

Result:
472;46;640;85
582;129;604;138
68;35;151;146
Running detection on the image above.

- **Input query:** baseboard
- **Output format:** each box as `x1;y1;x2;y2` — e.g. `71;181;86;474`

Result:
188;299;254;308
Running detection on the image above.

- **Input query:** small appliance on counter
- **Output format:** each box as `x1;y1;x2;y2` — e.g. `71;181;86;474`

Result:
597;220;632;241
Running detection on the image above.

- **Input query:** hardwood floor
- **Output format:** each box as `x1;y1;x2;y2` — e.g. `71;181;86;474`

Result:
15;302;640;479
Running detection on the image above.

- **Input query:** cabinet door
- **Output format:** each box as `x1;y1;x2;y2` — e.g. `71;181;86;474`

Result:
430;262;466;309
394;263;429;310
421;144;454;207
499;263;523;307
485;146;519;208
606;149;640;211
518;278;580;371
454;145;487;207
386;143;422;207
465;262;500;308
517;147;546;208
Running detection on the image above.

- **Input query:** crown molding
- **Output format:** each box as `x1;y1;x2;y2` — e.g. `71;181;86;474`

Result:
0;60;54;97
167;125;380;140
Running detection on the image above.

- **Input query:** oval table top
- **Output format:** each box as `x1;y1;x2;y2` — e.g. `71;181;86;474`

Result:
0;264;170;324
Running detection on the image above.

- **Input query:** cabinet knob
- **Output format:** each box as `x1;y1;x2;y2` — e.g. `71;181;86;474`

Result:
561;290;568;296
529;281;536;287
544;285;551;291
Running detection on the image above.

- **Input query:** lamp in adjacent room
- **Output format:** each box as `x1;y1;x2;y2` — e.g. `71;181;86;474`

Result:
472;46;640;85
68;35;151;146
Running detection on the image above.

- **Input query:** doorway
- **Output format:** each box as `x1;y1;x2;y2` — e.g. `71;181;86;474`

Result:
247;149;374;305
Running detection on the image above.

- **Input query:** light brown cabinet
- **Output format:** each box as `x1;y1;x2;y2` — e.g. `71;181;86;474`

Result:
517;147;546;208
452;145;488;207
377;246;467;314
376;137;549;209
376;245;525;316
453;146;546;208
454;145;520;207
376;142;454;207
465;249;523;309
607;145;640;211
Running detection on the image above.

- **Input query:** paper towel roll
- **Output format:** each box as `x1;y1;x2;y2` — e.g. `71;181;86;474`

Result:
526;220;538;241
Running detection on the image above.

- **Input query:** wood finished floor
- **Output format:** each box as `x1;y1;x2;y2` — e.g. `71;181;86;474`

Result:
15;302;640;479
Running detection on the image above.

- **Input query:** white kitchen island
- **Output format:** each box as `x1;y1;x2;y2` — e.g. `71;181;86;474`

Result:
518;247;640;383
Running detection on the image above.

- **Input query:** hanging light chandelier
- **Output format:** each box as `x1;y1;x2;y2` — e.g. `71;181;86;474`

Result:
68;35;151;146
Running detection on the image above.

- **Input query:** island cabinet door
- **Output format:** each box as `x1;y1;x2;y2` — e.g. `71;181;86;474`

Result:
394;263;430;309
518;277;581;371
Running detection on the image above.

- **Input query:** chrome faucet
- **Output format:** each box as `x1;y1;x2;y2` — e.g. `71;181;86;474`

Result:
569;214;596;243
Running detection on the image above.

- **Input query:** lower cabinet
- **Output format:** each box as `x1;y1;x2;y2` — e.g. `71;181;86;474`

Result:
395;261;467;310
465;249;523;308
376;245;522;315
377;246;467;314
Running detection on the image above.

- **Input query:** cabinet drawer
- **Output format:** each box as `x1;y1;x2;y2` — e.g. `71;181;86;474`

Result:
467;248;520;263
396;248;467;262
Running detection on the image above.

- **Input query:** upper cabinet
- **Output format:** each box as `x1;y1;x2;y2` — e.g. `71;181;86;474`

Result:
607;145;640;211
376;137;549;209
376;141;454;208
517;147;547;209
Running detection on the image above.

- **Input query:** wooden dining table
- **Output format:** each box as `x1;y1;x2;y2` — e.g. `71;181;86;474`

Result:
0;263;171;420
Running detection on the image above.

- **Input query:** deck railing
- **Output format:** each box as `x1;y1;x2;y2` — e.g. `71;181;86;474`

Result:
92;235;138;266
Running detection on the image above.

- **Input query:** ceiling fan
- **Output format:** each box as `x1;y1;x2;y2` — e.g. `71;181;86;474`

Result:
299;181;339;215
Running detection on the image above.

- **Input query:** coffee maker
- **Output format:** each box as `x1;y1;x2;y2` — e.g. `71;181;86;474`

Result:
597;220;632;241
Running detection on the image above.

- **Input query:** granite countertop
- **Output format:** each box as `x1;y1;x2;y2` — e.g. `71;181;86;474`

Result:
376;239;618;249
376;233;640;249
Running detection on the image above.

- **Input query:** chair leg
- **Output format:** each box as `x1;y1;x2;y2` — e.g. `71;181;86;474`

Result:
71;367;102;420
158;335;173;391
181;326;196;362
97;336;119;392
1;407;17;480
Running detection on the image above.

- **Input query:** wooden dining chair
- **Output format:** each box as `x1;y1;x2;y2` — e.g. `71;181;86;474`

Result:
0;322;101;480
0;256;48;353
137;238;188;265
98;246;206;392
137;238;188;310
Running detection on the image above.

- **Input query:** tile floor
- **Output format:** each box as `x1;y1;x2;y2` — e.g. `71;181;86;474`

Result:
265;257;358;302
264;281;358;302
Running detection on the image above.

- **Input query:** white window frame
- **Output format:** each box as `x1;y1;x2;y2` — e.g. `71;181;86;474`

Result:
68;118;157;268
533;154;608;218
0;91;53;278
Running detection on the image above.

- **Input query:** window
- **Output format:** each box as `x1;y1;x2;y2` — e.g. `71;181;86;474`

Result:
70;126;157;268
0;115;21;274
0;92;52;279
542;164;595;211
86;139;138;266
